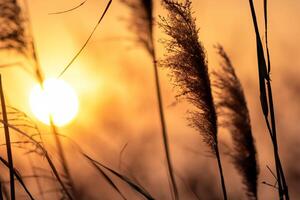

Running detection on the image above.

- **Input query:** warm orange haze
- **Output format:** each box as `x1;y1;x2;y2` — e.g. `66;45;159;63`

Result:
0;0;299;199
29;78;79;126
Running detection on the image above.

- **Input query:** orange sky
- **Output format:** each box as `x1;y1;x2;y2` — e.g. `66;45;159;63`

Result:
0;0;299;199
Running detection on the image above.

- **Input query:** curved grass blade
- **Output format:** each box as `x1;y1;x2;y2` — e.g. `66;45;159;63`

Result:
83;153;155;200
85;156;127;200
58;0;112;77
48;0;88;15
0;121;73;200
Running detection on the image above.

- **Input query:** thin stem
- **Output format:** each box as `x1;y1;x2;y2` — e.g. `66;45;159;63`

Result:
149;9;178;198
152;52;179;200
50;119;76;198
215;145;228;200
0;76;15;200
264;1;289;198
264;116;283;200
24;2;76;198
0;182;3;200
23;0;44;83
266;82;289;200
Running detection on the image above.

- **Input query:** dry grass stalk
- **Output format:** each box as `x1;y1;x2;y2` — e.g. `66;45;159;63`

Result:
1;1;77;197
122;0;178;199
122;0;154;54
48;0;88;15
0;0;27;53
0;118;74;199
214;46;259;199
0;75;15;199
0;0;44;82
58;0;112;77
83;153;155;200
248;1;289;199
159;0;227;199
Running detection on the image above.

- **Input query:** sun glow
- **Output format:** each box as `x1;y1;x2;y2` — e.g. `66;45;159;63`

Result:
29;78;79;127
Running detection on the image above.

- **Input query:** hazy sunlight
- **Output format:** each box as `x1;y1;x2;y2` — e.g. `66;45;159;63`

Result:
29;78;79;126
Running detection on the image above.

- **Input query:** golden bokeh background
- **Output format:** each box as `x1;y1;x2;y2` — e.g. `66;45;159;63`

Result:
0;0;299;199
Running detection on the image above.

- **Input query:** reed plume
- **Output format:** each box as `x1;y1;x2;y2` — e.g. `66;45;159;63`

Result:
122;0;178;199
160;1;227;199
0;0;27;53
0;0;43;82
122;0;153;54
0;1;75;198
213;46;259;199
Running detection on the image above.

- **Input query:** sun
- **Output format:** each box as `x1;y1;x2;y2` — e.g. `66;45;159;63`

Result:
29;78;79;127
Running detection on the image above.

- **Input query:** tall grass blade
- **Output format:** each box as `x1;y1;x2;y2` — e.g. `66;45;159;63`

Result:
0;121;74;200
83;153;155;200
159;1;227;199
48;0;88;15
214;45;259;199
248;1;289;199
85;155;127;200
0;75;15;200
49;119;76;198
264;0;270;74
248;0;269;117
0;180;3;200
263;3;289;199
58;0;112;77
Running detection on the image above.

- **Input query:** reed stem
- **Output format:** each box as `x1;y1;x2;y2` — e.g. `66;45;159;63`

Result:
215;145;227;200
248;0;289;199
0;75;15;200
152;53;179;200
50;119;76;198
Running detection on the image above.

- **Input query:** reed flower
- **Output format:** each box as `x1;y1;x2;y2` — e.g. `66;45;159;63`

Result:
160;1;227;199
213;45;259;199
160;0;217;154
0;0;28;54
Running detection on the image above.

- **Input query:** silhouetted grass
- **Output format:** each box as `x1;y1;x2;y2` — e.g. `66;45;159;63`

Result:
0;0;295;199
58;0;112;77
160;1;227;199
85;154;127;200
83;153;155;200
0;117;73;199
248;1;289;199
0;0;27;54
214;45;259;199
0;75;15;200
48;0;88;15
122;0;178;199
